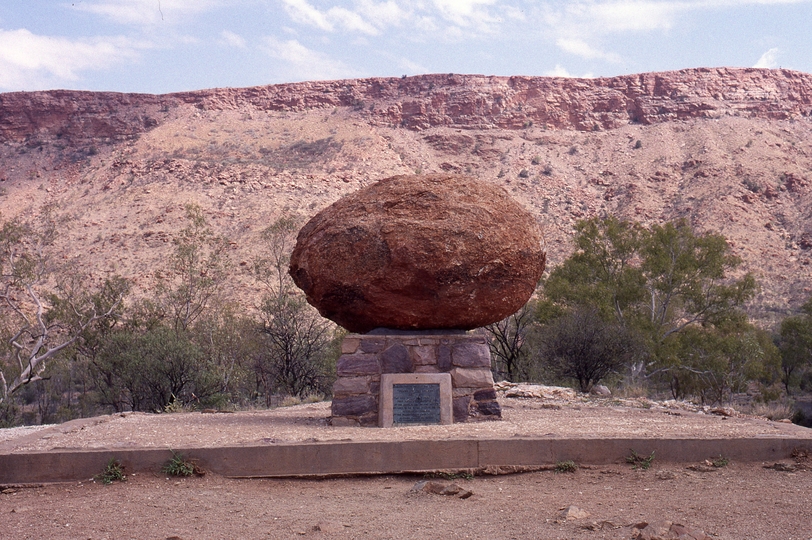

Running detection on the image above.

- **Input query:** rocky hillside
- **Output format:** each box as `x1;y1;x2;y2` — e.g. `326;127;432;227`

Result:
1;67;812;326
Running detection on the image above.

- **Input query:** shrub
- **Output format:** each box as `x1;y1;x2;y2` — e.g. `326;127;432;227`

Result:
93;325;221;413
96;459;126;484
743;400;793;421
626;450;655;470
555;460;578;473
540;307;643;393
742;177;761;193
162;450;202;477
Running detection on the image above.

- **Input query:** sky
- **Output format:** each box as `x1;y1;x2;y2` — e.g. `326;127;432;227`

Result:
1;0;811;94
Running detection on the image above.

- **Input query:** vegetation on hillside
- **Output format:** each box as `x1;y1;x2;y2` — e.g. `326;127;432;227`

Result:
2;210;811;427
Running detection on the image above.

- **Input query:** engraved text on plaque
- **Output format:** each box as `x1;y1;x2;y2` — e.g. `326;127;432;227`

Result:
392;383;441;425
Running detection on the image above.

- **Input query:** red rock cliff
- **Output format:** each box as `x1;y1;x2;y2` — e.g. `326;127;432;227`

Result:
1;67;811;143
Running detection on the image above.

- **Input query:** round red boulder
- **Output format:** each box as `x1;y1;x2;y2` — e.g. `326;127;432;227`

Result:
289;174;546;333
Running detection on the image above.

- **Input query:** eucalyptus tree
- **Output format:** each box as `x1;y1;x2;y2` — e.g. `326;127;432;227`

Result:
538;216;762;398
778;297;812;393
0;211;124;411
252;216;336;399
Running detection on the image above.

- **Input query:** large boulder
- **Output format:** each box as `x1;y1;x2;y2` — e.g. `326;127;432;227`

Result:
289;174;546;333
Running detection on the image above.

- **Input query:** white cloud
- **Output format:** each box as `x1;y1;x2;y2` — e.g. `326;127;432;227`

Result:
263;36;361;81
0;28;144;90
532;0;812;70
282;0;335;31
556;37;622;63
583;1;681;33
753;47;780;68
710;0;810;5
278;0;514;39
274;0;812;46
543;64;595;78
398;57;429;74
412;15;440;33
328;6;380;34
282;0;380;34
74;0;224;25
541;0;812;39
432;0;500;28
356;0;409;28
219;30;247;48
544;64;573;77
532;1;683;66
541;2;683;42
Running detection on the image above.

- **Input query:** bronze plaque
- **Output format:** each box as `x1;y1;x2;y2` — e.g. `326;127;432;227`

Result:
392;383;441;425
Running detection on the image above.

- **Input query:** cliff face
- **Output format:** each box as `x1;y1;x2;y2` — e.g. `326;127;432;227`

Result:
0;90;166;143
2;68;811;144
1;67;812;326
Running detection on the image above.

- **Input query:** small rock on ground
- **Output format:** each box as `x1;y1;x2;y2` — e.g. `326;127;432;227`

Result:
558;505;590;521
411;480;473;499
632;520;711;540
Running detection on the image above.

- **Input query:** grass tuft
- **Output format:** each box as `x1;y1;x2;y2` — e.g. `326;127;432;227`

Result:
626;450;655;470
554;460;578;473
162;450;204;477
96;459;126;485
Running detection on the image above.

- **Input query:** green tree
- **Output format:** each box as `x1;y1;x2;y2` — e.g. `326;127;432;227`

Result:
540;307;643;392
640;220;757;341
252;216;336;400
778;298;812;393
542;216;645;324
539;216;759;397
485;302;537;382
83;205;239;414
669;321;779;403
52;274;131;365
190;307;258;403
0;212;123;407
93;325;220;412
158;204;230;333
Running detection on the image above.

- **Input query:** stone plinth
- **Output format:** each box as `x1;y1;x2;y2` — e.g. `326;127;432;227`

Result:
330;331;501;426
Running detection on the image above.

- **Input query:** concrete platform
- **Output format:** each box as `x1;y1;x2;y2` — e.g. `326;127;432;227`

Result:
2;436;811;484
2;399;811;483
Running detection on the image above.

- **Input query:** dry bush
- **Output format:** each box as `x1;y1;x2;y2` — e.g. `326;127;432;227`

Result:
742;400;794;421
613;381;650;399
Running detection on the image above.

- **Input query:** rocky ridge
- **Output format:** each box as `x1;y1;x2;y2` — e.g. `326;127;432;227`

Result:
2;68;811;144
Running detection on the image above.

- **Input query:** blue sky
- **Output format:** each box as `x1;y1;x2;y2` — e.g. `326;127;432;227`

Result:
1;0;810;94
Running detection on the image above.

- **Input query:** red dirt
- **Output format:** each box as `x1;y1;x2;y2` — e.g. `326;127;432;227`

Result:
1;462;810;539
2;396;811;539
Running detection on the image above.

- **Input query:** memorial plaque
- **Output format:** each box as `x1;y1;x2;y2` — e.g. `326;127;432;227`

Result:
380;373;452;427
392;383;441;425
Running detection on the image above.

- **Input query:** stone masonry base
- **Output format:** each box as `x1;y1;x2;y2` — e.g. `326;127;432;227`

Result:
330;331;501;426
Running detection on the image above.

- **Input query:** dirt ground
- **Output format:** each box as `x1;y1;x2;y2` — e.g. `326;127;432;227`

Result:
1;461;811;540
2;391;812;539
